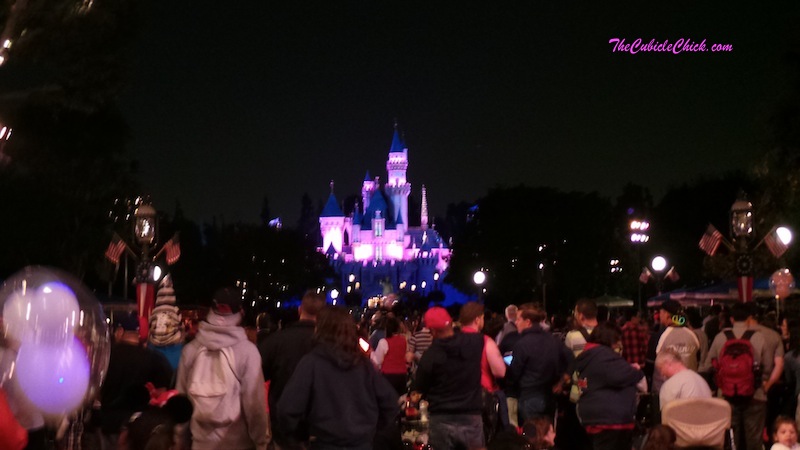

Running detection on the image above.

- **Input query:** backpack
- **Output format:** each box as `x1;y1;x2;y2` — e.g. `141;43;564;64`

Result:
712;330;759;401
187;346;242;427
569;327;593;403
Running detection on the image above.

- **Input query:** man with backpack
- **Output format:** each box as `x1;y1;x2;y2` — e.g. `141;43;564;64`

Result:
701;302;767;450
177;287;269;450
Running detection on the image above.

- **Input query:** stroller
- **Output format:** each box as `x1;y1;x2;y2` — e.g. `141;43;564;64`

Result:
660;397;734;449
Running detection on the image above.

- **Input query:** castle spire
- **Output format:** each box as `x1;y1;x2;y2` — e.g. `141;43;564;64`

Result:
330;179;334;194
421;184;429;230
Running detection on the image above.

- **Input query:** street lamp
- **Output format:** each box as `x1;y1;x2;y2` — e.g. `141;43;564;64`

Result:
330;288;339;305
473;270;486;302
730;199;754;242
651;256;667;273
630;219;650;310
134;203;158;247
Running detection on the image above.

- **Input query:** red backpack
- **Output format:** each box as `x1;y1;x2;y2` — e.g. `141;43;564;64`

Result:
712;330;758;400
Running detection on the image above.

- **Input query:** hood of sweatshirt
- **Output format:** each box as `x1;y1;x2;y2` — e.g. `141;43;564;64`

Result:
435;331;483;361
194;310;248;350
313;343;368;370
573;342;614;372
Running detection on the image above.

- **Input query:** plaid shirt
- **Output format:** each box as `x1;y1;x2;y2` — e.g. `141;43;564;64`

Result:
621;321;648;366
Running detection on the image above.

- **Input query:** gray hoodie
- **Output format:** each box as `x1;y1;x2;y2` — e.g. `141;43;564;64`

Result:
176;311;269;450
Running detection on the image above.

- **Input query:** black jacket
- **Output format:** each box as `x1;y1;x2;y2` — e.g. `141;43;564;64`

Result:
259;320;316;415
573;343;644;426
412;331;484;415
506;326;573;398
277;345;398;447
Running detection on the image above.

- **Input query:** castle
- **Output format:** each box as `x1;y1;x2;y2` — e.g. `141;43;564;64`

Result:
318;125;451;299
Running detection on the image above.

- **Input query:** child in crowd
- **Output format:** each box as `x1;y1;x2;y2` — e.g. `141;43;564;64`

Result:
641;424;675;450
772;416;800;450
521;416;557;450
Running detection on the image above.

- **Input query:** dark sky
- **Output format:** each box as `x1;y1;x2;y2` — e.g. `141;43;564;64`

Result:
120;2;800;225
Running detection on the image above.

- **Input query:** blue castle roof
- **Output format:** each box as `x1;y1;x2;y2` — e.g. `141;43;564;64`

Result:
320;193;344;217
389;128;405;153
361;189;395;230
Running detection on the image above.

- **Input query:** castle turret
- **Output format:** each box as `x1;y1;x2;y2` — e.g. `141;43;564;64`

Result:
395;208;404;241
351;201;362;243
319;181;345;254
385;123;411;228
421;184;429;230
361;170;375;210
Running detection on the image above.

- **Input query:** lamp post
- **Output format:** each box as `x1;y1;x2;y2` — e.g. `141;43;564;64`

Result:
133;203;158;339
433;272;440;290
651;256;667;295
630;219;650;310
730;199;756;302
473;269;486;303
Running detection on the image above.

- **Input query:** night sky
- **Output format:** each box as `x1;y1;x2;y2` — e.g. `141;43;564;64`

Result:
120;2;800;225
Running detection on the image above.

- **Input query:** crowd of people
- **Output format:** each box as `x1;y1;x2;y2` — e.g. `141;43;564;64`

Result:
5;286;800;450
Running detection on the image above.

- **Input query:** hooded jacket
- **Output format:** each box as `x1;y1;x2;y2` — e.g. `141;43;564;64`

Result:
412;331;484;415
176;311;269;450
573;343;644;427
276;344;399;447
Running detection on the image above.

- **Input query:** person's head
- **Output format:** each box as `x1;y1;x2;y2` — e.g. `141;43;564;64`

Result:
114;312;142;344
123;408;175;450
516;303;545;333
522;415;556;449
642;424;676;450
684;307;703;329
487;430;533;450
709;304;722;316
623;307;640;325
505;304;519;322
655;348;686;379
459;302;485;330
573;298;598;324
314;306;365;364
299;290;326;321
385;316;401;338
730;302;752;323
424;307;453;338
773;416;799;447
211;287;242;316
589;321;622;350
659;300;683;327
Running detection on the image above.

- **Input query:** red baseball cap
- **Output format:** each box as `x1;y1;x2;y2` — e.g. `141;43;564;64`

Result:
424;307;452;330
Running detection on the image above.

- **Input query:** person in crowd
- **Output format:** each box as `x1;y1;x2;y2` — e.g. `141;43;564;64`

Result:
0;383;27;450
406;316;433;374
371;316;409;395
460;302;508;439
564;299;598;357
259;290;325;449
522;416;557;449
369;312;388;351
506;302;572;422
783;320;800;429
641;424;676;450
655;348;712;409
647;300;700;394
700;302;767;450
118;393;193;450
703;304;723;339
748;306;786;448
101;312;174;450
255;312;275;347
412;306;486;450
549;314;569;343
277;306;398;450
621;308;648;367
573;321;646;450
685;307;709;367
771;416;800;450
496;304;518;347
176;287;269;450
486;431;534;450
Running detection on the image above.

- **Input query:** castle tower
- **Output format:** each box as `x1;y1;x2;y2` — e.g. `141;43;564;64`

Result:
361;170;375;210
319;181;345;254
421;184;429;230
385;123;411;228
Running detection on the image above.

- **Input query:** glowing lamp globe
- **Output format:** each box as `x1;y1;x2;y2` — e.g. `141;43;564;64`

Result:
651;256;668;272
777;227;793;246
0;267;110;417
473;271;486;285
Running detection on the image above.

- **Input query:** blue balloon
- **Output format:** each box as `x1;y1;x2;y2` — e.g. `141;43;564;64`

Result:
16;337;90;415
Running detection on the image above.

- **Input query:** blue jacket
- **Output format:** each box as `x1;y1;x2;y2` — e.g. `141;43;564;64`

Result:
574;343;644;426
506;325;573;398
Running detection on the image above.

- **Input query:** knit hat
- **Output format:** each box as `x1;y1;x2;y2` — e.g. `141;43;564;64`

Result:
212;287;242;315
424;307;452;330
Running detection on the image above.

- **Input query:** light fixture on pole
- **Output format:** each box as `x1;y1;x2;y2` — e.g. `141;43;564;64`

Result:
639;255;679;296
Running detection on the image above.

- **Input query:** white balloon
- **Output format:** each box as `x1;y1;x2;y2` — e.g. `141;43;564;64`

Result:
2;290;33;341
29;282;80;343
16;338;90;415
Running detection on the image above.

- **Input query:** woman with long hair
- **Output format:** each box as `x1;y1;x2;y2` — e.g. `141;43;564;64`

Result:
277;306;399;450
371;316;409;395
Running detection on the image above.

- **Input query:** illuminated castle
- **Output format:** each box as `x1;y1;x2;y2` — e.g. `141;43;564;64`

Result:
319;125;451;297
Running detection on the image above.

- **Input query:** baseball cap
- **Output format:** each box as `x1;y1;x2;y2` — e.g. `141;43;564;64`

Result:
424;307;452;330
660;299;682;315
212;287;242;315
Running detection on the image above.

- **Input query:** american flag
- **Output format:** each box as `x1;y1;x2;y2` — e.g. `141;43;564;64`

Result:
764;230;789;258
639;267;652;284
698;224;723;256
164;237;181;265
104;235;126;265
665;266;680;282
